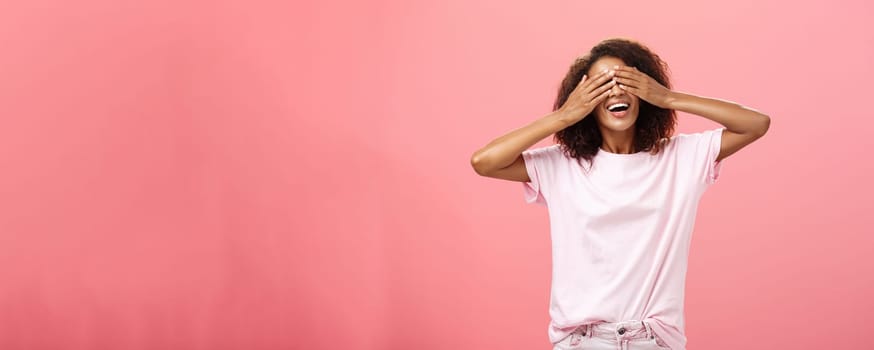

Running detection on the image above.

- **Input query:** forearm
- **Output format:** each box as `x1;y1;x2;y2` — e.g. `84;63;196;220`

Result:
471;110;574;173
666;91;770;135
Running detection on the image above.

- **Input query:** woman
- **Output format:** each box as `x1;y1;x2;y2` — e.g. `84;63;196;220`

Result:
469;38;769;350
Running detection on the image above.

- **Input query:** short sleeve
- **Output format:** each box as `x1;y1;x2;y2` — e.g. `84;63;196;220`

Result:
684;127;725;186
521;144;561;206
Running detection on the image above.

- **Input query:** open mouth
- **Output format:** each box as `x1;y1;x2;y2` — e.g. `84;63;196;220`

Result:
606;102;630;118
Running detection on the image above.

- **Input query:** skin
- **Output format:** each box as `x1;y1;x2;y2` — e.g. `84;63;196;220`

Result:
610;59;771;162
470;55;770;182
587;56;641;154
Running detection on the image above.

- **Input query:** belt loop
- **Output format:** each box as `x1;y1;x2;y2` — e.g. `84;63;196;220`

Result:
643;320;654;339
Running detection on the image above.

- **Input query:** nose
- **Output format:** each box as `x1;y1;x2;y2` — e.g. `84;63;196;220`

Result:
608;79;624;96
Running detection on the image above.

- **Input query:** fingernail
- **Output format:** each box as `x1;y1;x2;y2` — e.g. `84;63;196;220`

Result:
613;65;619;69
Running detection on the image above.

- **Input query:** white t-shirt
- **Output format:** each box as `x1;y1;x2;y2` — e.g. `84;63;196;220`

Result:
521;128;725;350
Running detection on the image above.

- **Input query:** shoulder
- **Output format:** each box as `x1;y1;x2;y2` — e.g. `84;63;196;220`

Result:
661;129;725;162
652;131;698;158
522;144;571;173
669;130;699;143
523;144;564;159
525;143;562;153
666;129;720;148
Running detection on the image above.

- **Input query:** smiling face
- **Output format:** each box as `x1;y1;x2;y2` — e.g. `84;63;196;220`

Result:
587;56;640;133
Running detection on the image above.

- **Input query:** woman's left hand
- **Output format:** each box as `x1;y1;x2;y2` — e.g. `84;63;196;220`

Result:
612;65;675;109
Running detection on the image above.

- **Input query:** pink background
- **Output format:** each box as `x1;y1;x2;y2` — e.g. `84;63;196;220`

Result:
1;0;872;349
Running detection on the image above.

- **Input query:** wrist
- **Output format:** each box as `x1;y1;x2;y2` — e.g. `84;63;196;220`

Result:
664;90;684;110
551;108;580;127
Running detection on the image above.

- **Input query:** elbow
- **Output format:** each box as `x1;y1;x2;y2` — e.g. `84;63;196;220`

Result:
470;152;491;176
754;114;770;138
742;112;769;139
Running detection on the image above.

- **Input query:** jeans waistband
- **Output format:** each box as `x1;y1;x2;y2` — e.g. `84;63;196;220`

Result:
571;319;655;341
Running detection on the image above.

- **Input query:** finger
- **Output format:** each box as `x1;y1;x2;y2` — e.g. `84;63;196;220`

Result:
583;69;612;91
590;86;612;106
590;78;616;96
583;69;615;94
612;72;643;89
595;87;612;102
577;74;587;87
613;65;644;79
613;76;640;89
618;83;640;96
612;68;641;81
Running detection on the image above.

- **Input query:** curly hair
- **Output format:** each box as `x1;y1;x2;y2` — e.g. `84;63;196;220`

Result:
553;38;676;170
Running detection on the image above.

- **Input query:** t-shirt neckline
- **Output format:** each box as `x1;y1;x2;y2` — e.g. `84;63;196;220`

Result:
597;147;649;157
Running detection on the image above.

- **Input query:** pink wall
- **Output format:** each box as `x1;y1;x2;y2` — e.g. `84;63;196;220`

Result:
1;0;872;349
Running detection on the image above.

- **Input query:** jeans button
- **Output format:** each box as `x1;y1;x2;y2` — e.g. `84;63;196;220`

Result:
617;327;626;335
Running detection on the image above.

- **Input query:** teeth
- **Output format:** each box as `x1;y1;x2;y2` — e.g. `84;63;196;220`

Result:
607;103;629;112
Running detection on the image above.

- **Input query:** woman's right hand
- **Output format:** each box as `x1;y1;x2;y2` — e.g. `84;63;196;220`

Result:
557;68;616;124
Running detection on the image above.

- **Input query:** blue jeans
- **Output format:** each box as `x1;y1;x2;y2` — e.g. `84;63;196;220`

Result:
552;320;671;350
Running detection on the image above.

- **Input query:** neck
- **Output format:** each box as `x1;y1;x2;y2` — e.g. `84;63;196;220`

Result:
599;127;636;154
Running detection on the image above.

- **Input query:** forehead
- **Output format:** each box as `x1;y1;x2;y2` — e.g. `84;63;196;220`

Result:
587;56;627;74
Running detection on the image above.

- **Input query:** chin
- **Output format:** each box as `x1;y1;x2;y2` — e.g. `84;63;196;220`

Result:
597;113;638;132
